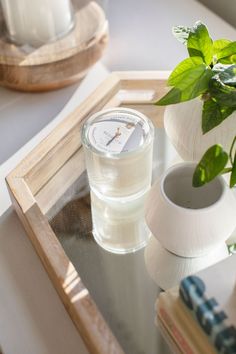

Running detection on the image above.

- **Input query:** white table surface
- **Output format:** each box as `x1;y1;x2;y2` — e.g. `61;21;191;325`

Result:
0;1;235;353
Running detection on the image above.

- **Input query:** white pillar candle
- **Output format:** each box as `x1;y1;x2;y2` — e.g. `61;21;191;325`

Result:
1;0;74;47
90;189;151;254
82;108;154;198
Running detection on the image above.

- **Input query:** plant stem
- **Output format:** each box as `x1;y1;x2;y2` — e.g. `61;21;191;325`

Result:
222;167;232;174
229;135;236;165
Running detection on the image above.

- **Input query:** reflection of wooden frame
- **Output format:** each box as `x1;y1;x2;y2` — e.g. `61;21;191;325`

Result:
6;72;168;354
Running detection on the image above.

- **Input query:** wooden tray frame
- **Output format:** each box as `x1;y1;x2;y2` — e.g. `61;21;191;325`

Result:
6;71;169;354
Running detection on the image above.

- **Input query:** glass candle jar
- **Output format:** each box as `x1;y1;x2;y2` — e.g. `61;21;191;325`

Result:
81;108;154;198
90;189;151;254
1;0;75;47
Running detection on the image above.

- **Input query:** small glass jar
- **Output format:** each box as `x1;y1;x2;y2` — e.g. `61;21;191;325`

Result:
1;0;75;47
90;189;151;254
82;108;154;198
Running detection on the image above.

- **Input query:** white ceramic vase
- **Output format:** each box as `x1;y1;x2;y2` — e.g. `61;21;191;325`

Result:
145;163;236;257
164;98;236;161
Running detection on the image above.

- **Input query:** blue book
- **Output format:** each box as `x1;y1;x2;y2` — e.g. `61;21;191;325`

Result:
179;255;236;354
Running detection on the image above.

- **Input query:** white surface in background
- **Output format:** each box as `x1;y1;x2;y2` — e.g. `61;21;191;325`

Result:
103;0;236;71
0;0;236;353
0;83;77;165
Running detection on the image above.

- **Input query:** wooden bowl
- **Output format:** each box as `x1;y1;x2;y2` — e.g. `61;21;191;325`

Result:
0;1;108;92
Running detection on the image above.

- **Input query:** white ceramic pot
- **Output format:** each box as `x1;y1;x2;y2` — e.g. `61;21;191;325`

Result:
144;236;229;290
164;98;236;161
145;163;236;257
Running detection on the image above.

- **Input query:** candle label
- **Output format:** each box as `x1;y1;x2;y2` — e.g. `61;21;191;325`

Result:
88;115;149;153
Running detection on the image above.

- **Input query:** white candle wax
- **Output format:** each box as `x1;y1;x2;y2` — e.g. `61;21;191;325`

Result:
1;0;74;47
90;190;151;254
82;108;154;198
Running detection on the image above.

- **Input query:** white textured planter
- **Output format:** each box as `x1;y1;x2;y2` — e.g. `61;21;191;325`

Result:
164;98;236;161
144;236;229;290
145;163;236;257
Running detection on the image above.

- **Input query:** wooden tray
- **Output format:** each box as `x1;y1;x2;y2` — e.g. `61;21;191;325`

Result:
6;72;169;354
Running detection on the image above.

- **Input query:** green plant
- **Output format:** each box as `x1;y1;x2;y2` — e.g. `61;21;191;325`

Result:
193;137;236;188
155;21;236;188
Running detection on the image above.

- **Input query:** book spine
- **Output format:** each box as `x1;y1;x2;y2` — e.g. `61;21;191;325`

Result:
158;305;195;354
180;275;236;354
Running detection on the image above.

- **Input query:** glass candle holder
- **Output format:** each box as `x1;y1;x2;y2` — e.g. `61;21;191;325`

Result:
90;189;151;254
0;0;108;91
82;108;154;198
1;0;75;47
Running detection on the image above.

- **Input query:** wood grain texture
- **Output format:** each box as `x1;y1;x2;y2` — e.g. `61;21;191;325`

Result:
6;72;168;354
7;184;123;354
7;73;121;199
0;2;108;91
35;147;86;215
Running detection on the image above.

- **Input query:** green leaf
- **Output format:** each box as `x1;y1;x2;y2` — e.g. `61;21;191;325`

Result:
172;25;191;44
230;55;236;64
213;39;231;55
202;99;234;133
155;87;182;105
212;63;232;74
218;64;236;86
217;41;236;60
220;54;236;64
168;57;204;86
209;76;236;106
228;243;236;254
192;145;228;187
187;21;213;65
230;156;236;188
170;65;212;92
155;66;212;105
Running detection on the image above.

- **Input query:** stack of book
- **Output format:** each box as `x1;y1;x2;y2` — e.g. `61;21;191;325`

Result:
156;255;236;354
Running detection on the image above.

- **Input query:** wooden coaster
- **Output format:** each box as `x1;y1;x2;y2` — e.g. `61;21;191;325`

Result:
0;1;108;91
